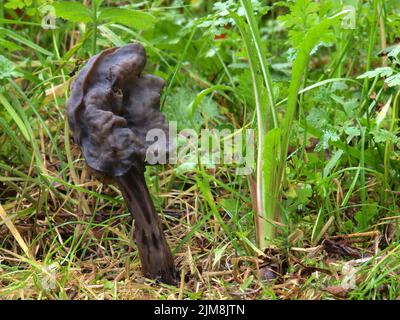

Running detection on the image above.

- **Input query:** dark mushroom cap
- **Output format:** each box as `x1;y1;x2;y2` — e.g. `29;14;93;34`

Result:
67;43;168;176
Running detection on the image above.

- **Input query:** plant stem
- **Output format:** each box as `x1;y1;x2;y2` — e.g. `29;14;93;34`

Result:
0;1;3;27
240;0;277;129
92;0;98;55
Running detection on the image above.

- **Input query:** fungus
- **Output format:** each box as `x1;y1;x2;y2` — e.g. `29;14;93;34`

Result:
67;43;176;284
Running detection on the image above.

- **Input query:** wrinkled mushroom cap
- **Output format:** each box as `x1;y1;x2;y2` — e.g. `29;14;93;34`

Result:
67;43;168;177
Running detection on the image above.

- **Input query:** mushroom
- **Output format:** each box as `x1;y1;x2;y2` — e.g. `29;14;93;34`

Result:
67;43;177;284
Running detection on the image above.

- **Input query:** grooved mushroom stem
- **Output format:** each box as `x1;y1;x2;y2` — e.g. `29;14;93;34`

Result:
116;167;176;284
66;42;177;284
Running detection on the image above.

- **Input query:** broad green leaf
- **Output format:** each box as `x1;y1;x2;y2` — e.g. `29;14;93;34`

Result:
53;2;93;23
263;128;281;198
4;0;25;10
99;8;155;30
261;127;281;242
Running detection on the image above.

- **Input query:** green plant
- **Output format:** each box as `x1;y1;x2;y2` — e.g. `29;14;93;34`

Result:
231;0;348;248
5;0;48;17
53;0;155;54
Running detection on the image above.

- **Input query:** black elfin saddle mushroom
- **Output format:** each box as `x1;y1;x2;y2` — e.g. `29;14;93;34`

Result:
67;42;176;284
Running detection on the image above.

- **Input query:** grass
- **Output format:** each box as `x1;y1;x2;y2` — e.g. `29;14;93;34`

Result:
1;0;400;300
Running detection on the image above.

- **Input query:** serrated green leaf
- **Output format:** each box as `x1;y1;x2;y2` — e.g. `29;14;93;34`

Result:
318;129;340;150
0;55;22;80
357;67;393;80
344;125;360;138
370;128;398;144
385;73;400;87
306;107;329;128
